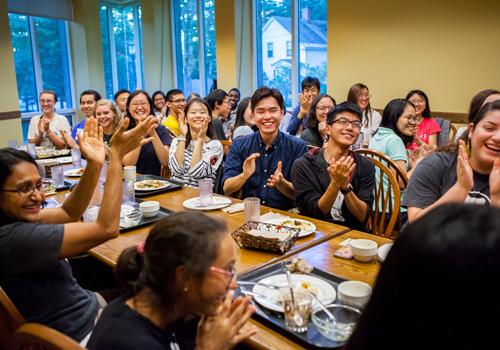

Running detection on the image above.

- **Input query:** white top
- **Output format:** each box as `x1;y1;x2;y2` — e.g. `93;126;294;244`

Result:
28;114;71;148
168;138;223;188
358;108;382;147
232;125;254;139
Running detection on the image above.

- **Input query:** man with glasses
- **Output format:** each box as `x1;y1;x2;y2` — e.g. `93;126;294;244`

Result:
223;87;307;210
284;76;321;135
28;90;71;149
291;102;375;230
161;89;186;137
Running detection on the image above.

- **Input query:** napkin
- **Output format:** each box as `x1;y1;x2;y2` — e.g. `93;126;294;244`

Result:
222;202;244;213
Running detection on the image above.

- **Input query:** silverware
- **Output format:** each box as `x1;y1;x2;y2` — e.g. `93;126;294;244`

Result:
309;291;336;323
237;281;282;290
239;290;283;310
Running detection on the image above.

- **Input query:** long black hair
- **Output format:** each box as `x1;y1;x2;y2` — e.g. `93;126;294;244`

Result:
115;212;227;313
184;98;216;147
306;94;336;133
379;99;415;146
405;89;431;118
124;90;155;130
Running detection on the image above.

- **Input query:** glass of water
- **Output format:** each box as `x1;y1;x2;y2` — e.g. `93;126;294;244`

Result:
282;289;312;333
51;165;65;188
198;179;213;207
71;148;82;168
244;197;261;222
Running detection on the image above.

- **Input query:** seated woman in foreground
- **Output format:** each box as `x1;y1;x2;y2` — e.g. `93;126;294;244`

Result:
403;100;500;222
292;102;375;231
348;203;500;350
169;98;223;187
88;212;256;350
0;117;157;344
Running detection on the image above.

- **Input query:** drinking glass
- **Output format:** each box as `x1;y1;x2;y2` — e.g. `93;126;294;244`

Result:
122;180;136;205
51;166;65;188
281;289;312;333
27;143;36;158
198;179;214;207
244;197;260;222
35;160;46;178
123;166;137;182
71;148;82;168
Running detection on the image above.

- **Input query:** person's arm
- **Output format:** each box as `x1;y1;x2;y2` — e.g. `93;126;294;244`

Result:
61;130;78;149
57;116;157;258
223;152;260;195
189;118;208;171
28;117;45;145
287;106;306;135
188;141;223;179
267;161;295;199
428;133;438;147
407;141;472;223
149;123;169;167
317;156;355;214
123;146;142;166
490;158;500;207
343;159;374;222
45;129;66;149
173;113;188;170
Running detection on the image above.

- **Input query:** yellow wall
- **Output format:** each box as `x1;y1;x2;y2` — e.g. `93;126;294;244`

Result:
215;0;237;91
327;0;500;112
0;0;23;146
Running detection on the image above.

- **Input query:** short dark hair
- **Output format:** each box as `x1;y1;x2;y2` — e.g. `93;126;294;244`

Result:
39;90;58;103
124;90;154;130
183;98;215;146
379;98;415;146
306;94;336;132
115;212;227;313
406;89;431;118
250;86;285;112
114;89;130;101
326;101;362;125
301;76;320;91
206;89;228;110
166;89;184;102
349;204;500;349
79;89;102;104
228;88;241;97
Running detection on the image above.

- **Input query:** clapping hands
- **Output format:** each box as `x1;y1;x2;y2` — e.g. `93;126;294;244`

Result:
327;155;356;188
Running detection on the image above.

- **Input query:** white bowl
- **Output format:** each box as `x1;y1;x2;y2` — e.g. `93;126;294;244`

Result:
139;201;160;217
349;239;377;262
338;281;372;309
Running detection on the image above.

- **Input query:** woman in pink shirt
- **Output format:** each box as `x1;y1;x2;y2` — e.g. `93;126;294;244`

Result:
405;90;441;151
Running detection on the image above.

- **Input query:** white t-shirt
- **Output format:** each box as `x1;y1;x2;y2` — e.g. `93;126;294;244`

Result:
28;114;71;148
168;138;223;188
357;109;382;147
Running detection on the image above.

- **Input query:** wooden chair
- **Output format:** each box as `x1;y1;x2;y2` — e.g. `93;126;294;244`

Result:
0;287;25;349
364;157;401;238
11;323;85;350
355;148;408;188
221;140;232;157
449;123;457;141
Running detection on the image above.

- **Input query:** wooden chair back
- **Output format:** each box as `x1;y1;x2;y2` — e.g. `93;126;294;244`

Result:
11;323;85;350
364;157;401;238
449;123;457;141
0;287;25;349
221;140;232;157
355;148;408;188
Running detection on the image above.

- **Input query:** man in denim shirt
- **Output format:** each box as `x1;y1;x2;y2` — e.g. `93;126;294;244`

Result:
223;87;307;210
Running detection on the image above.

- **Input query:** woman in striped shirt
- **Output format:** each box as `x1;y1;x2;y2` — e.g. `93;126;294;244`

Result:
169;98;223;188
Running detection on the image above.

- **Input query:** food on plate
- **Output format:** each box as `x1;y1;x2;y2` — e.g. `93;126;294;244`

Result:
286;257;314;274
73;168;84;176
279;219;314;231
43;182;57;195
135;179;168;190
299;281;319;296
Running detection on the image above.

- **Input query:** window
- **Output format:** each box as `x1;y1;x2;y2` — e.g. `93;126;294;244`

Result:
267;42;274;58
172;0;217;96
9;13;73;113
254;0;327;108
100;2;144;99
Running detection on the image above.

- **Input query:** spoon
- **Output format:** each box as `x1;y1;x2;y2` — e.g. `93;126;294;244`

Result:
309;292;336;323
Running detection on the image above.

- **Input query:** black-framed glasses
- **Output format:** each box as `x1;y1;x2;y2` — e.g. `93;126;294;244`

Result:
210;265;237;288
1;180;46;197
331;118;362;129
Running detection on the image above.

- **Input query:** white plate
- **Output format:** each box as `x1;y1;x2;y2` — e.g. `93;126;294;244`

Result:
134;179;170;192
183;196;232;211
251;274;336;312
263;217;316;238
377;243;394;262
63;168;85;177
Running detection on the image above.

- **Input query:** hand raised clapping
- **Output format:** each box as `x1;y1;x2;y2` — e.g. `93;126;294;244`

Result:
267;160;284;188
327;155;356;188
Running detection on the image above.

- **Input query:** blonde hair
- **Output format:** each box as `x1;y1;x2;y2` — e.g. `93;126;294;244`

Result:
93;99;121;135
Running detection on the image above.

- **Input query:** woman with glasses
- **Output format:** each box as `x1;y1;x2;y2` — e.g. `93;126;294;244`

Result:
405;89;441;150
28;90;71;149
124;90;173;176
168;98;223;188
403;100;500;223
291;102;375;231
347;83;382;148
301;94;336;148
152;90;168;122
0;117;157;344
87;211;256;350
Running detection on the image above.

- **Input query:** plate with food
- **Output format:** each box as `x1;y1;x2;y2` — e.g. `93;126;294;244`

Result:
264;217;316;237
63;167;85;177
251;273;336;312
183;196;232;211
134;179;171;191
377;243;393;262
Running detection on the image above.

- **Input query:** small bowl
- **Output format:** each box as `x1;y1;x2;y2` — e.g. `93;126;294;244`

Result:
349;239;377;262
312;304;361;342
337;281;372;309
139;201;160;218
123;210;143;227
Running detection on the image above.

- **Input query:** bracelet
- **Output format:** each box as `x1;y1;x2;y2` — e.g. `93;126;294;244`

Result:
177;136;186;142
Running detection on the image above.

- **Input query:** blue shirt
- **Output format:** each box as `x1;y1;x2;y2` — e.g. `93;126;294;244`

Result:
222;131;307;210
286;106;307;135
72;119;86;139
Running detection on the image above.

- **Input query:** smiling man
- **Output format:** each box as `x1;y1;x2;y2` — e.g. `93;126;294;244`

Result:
291;102;375;230
71;90;102;139
223;87;307;210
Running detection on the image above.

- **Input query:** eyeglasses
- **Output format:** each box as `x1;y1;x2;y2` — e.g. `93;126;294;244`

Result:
40;99;55;104
316;106;334;113
209;265;237;288
409;99;424;105
331;118;362;129
359;94;372;100
130;102;149;109
170;98;186;104
1;181;46;197
402;115;419;124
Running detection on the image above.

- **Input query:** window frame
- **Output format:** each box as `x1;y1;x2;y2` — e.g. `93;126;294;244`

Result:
267;42;274;58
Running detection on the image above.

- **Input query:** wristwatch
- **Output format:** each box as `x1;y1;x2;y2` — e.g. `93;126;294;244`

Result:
340;183;353;195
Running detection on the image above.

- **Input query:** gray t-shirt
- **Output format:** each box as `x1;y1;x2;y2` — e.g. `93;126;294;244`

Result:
0;222;98;341
402;152;491;209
